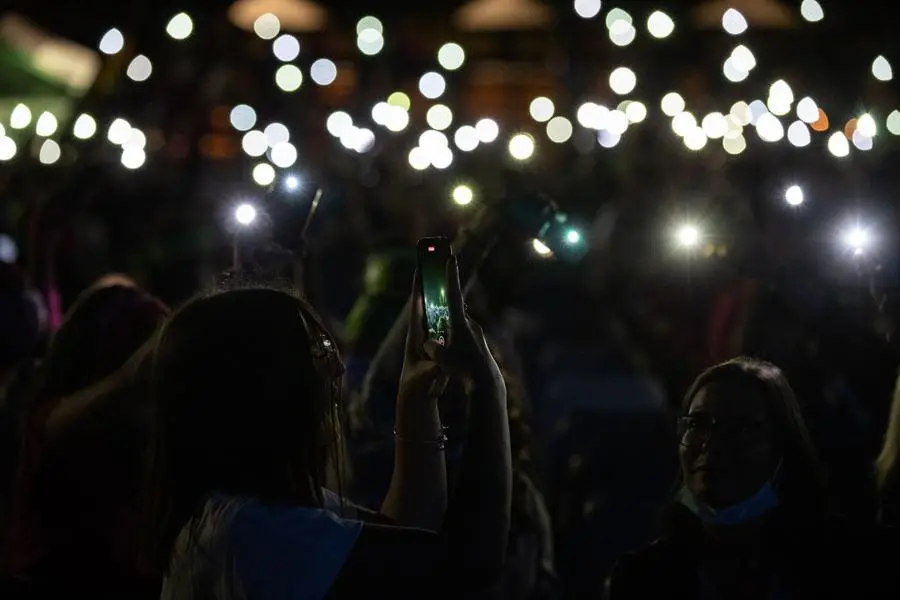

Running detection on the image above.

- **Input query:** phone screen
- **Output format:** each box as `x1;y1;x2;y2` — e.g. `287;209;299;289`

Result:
417;237;452;346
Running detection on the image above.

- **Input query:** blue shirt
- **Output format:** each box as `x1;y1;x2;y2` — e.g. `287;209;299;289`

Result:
162;493;363;600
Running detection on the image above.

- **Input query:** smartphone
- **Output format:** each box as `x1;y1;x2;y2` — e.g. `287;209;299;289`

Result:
416;237;453;346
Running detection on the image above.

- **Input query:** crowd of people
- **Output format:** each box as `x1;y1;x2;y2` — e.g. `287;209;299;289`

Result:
2;205;900;600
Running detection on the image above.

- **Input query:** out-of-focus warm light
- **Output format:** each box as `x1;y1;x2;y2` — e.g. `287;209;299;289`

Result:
426;105;454;131
120;147;145;169
252;163;276;186
661;92;685;117
625;101;647;123
755;113;784;142
253;14;280;40
107;118;131;144
577;102;608;129
609;67;637;95
451;125;476;151
326;112;352;138
683;127;708;151
857;113;877;137
785;185;804;206
546;116;573;143
532;238;552;256
475;118;499;143
0;137;16;161
38;139;61;165
529;97;555;122
387;92;411;111
408;147;430;170
701;112;728;139
508;133;535;160
608;19;636;46
126;55;152;82
723;134;747;155
672;111;697;137
646;11;674;38
723;57;749;83
796;97;819;123
437;43;465;70
166;12;193;40
452;184;474;205
810;108;829;132
722;8;748;35
827;132;850;157
35;112;58;137
10;104;31;129
73;114;97;139
241;130;268;156
275;65;303;91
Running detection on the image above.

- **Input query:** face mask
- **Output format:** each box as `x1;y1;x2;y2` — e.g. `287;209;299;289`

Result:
678;463;781;526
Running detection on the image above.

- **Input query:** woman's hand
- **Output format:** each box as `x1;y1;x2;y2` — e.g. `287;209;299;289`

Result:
425;256;504;395
397;269;448;404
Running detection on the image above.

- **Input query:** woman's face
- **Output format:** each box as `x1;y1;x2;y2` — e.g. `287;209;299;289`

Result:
679;381;781;508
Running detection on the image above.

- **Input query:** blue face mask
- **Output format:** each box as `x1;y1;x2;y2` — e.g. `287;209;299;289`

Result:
678;467;781;526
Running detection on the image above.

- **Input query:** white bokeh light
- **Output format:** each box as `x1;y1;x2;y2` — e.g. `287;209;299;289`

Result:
827;132;850;157
426;105;454;131
646;11;674;38
241;130;268;157
166;12;193;40
609;67;637;95
107;118;131;144
574;0;602;19
508;133;535;160
546;116;573;143
126;55;152;82
120;147;145;169
787;121;811;147
273;35;301;62
872;56;893;82
326;112;352;138
235;203;257;225
264;123;290;146
454;126;479;151
785;185;804;207
254;14;280;40
72;114;97;139
275;65;303;92
475;118;499;143
35;112;58;137
270;142;298;167
230;105;257;131
419;72;446;100
437;43;465;70
310;59;337;85
99;29;124;54
722;8;748;34
800;0;824;22
529;97;555;122
252;163;276;186
38;139;61;165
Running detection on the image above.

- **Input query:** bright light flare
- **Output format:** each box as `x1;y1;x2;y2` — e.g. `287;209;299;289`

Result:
235;203;258;225
675;224;701;248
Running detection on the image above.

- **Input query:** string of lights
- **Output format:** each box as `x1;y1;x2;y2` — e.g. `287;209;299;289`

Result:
0;1;894;256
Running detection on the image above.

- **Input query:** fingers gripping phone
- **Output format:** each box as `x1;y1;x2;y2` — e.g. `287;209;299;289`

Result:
417;237;453;346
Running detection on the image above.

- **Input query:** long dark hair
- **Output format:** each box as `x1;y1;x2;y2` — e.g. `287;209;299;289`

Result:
680;357;828;514
29;278;168;406
142;286;345;573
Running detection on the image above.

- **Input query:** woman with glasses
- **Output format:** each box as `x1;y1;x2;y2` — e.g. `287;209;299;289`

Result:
606;357;890;600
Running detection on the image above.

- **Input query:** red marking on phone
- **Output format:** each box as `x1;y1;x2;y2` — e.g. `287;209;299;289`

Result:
427;246;435;252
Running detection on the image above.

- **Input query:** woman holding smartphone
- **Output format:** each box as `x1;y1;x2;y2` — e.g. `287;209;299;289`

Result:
145;255;511;600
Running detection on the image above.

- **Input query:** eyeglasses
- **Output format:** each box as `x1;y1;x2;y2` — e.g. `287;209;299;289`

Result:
677;414;771;449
